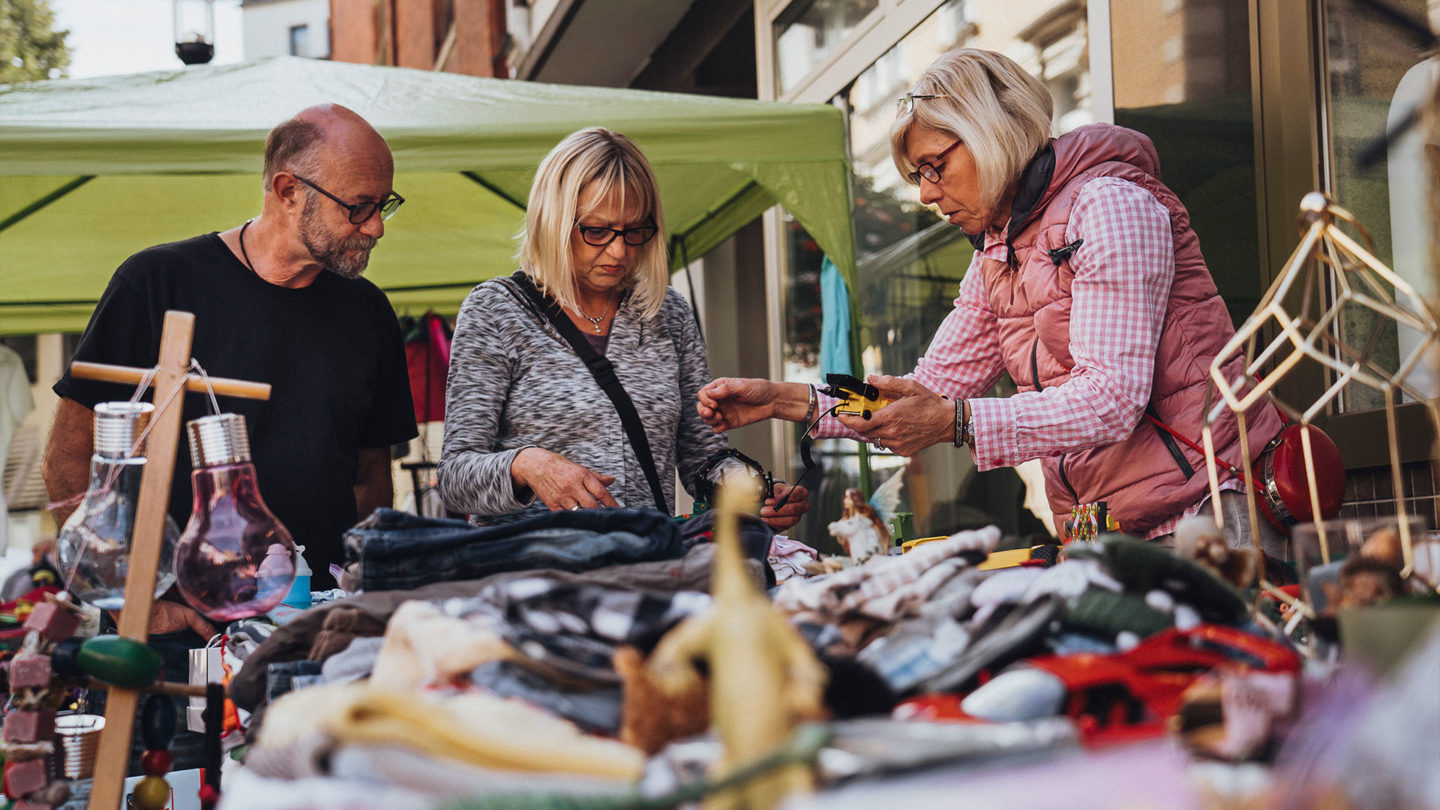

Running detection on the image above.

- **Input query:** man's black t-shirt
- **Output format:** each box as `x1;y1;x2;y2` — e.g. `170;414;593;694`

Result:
54;233;418;574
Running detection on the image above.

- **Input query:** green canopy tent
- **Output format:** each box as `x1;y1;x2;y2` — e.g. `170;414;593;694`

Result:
0;56;856;336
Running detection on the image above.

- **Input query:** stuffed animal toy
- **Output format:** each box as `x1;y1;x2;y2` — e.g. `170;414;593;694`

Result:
1173;515;1259;589
614;644;709;755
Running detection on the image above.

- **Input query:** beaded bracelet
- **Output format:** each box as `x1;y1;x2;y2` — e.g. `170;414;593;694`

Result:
954;400;974;447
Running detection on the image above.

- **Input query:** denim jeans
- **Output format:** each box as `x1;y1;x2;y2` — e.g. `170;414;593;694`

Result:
344;507;685;591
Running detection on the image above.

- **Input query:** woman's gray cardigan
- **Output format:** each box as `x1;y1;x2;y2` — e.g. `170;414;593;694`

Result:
436;276;729;524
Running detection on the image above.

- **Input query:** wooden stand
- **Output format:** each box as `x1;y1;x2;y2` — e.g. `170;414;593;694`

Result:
70;311;270;810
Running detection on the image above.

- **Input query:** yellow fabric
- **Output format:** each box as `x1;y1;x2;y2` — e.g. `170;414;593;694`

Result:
261;683;645;780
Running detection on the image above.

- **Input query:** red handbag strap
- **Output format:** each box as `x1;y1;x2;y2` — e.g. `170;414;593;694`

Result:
1045;352;1273;493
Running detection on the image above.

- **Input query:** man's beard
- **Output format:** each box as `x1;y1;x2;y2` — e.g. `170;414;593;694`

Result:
300;194;377;280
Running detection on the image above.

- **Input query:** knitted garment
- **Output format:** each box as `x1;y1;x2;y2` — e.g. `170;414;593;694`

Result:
1068;535;1248;624
437;279;728;521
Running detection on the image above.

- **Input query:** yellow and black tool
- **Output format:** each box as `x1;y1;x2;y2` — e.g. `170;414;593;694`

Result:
822;373;896;420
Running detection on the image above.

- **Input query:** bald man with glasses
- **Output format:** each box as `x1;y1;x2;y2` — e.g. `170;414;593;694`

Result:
46;104;418;631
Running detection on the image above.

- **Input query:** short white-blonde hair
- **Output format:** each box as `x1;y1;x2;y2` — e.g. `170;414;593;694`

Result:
890;49;1053;211
518;127;669;320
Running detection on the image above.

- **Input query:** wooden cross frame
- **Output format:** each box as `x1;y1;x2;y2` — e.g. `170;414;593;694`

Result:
68;311;271;810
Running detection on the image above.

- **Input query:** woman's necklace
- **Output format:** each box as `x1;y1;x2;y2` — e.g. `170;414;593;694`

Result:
574;296;613;334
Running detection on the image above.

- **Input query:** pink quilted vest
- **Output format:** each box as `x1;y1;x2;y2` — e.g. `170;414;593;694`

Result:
976;124;1283;536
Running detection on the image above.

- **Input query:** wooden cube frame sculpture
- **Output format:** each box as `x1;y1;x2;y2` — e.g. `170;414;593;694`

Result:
1199;192;1440;612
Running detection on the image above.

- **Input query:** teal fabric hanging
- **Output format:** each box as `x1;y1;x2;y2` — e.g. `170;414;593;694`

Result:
820;256;854;377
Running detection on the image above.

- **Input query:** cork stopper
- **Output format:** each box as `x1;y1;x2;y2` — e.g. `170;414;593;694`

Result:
186;413;252;468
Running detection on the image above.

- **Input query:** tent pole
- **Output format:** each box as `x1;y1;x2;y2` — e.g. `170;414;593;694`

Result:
460;171;527;210
0;176;94;233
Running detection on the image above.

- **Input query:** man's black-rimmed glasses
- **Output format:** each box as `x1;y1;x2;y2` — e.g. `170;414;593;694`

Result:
574;221;658;248
294;175;405;224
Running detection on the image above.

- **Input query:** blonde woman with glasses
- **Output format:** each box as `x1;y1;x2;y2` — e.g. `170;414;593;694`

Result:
438;127;808;528
699;49;1287;556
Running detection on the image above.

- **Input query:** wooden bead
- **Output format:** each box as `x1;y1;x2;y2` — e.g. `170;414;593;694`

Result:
140;749;173;777
6;654;52;690
4;758;46;799
130;775;171;810
77;636;161;688
140;695;177;751
22;602;80;642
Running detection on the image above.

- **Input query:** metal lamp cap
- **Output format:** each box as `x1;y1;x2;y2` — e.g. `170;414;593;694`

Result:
186;413;252;468
92;402;155;458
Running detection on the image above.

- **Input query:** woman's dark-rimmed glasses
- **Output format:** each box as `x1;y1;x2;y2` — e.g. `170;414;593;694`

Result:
905;138;963;186
294;175;405;224
575;221;658;248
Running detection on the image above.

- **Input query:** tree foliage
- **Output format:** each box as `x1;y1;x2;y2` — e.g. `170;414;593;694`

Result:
0;0;70;84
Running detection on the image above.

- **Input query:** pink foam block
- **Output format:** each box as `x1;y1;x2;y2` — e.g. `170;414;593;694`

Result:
22;603;80;642
4;758;48;799
3;710;56;743
7;655;52;690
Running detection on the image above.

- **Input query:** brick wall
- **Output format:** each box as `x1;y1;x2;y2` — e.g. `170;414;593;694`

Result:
1339;459;1439;528
328;0;505;76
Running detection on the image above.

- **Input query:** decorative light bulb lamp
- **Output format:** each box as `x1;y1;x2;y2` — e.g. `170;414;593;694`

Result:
174;414;297;621
57;402;179;610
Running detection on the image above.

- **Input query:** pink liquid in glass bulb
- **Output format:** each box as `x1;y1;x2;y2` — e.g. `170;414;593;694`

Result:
174;415;296;622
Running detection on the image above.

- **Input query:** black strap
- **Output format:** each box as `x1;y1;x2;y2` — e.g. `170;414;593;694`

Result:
508;272;669;511
1146;404;1195;479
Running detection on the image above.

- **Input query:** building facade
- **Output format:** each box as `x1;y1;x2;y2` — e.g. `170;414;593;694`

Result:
241;0;333;59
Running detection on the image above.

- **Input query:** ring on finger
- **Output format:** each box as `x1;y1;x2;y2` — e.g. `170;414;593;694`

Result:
569;504;581;511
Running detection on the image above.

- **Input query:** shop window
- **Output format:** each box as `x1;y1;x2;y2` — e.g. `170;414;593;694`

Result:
1111;0;1263;327
289;24;309;57
774;0;880;95
1320;0;1437;409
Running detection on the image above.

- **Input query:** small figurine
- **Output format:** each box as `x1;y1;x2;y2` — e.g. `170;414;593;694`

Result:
614;645;709;755
1174;515;1259;589
827;488;889;563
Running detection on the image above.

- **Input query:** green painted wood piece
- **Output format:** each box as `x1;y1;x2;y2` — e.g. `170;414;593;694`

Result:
78;635;162;688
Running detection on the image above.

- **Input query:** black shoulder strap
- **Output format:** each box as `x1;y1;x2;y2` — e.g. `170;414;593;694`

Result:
509;271;668;511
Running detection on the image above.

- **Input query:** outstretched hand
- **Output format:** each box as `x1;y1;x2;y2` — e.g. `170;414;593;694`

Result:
836;375;954;457
696;378;780;433
512;447;620;511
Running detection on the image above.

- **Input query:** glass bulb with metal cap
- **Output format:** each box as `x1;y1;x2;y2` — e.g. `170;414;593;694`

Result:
57;402;180;609
174;413;297;621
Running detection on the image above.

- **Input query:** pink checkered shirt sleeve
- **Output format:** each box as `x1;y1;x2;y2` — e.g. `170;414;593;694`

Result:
965;176;1175;470
812;253;1003;440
